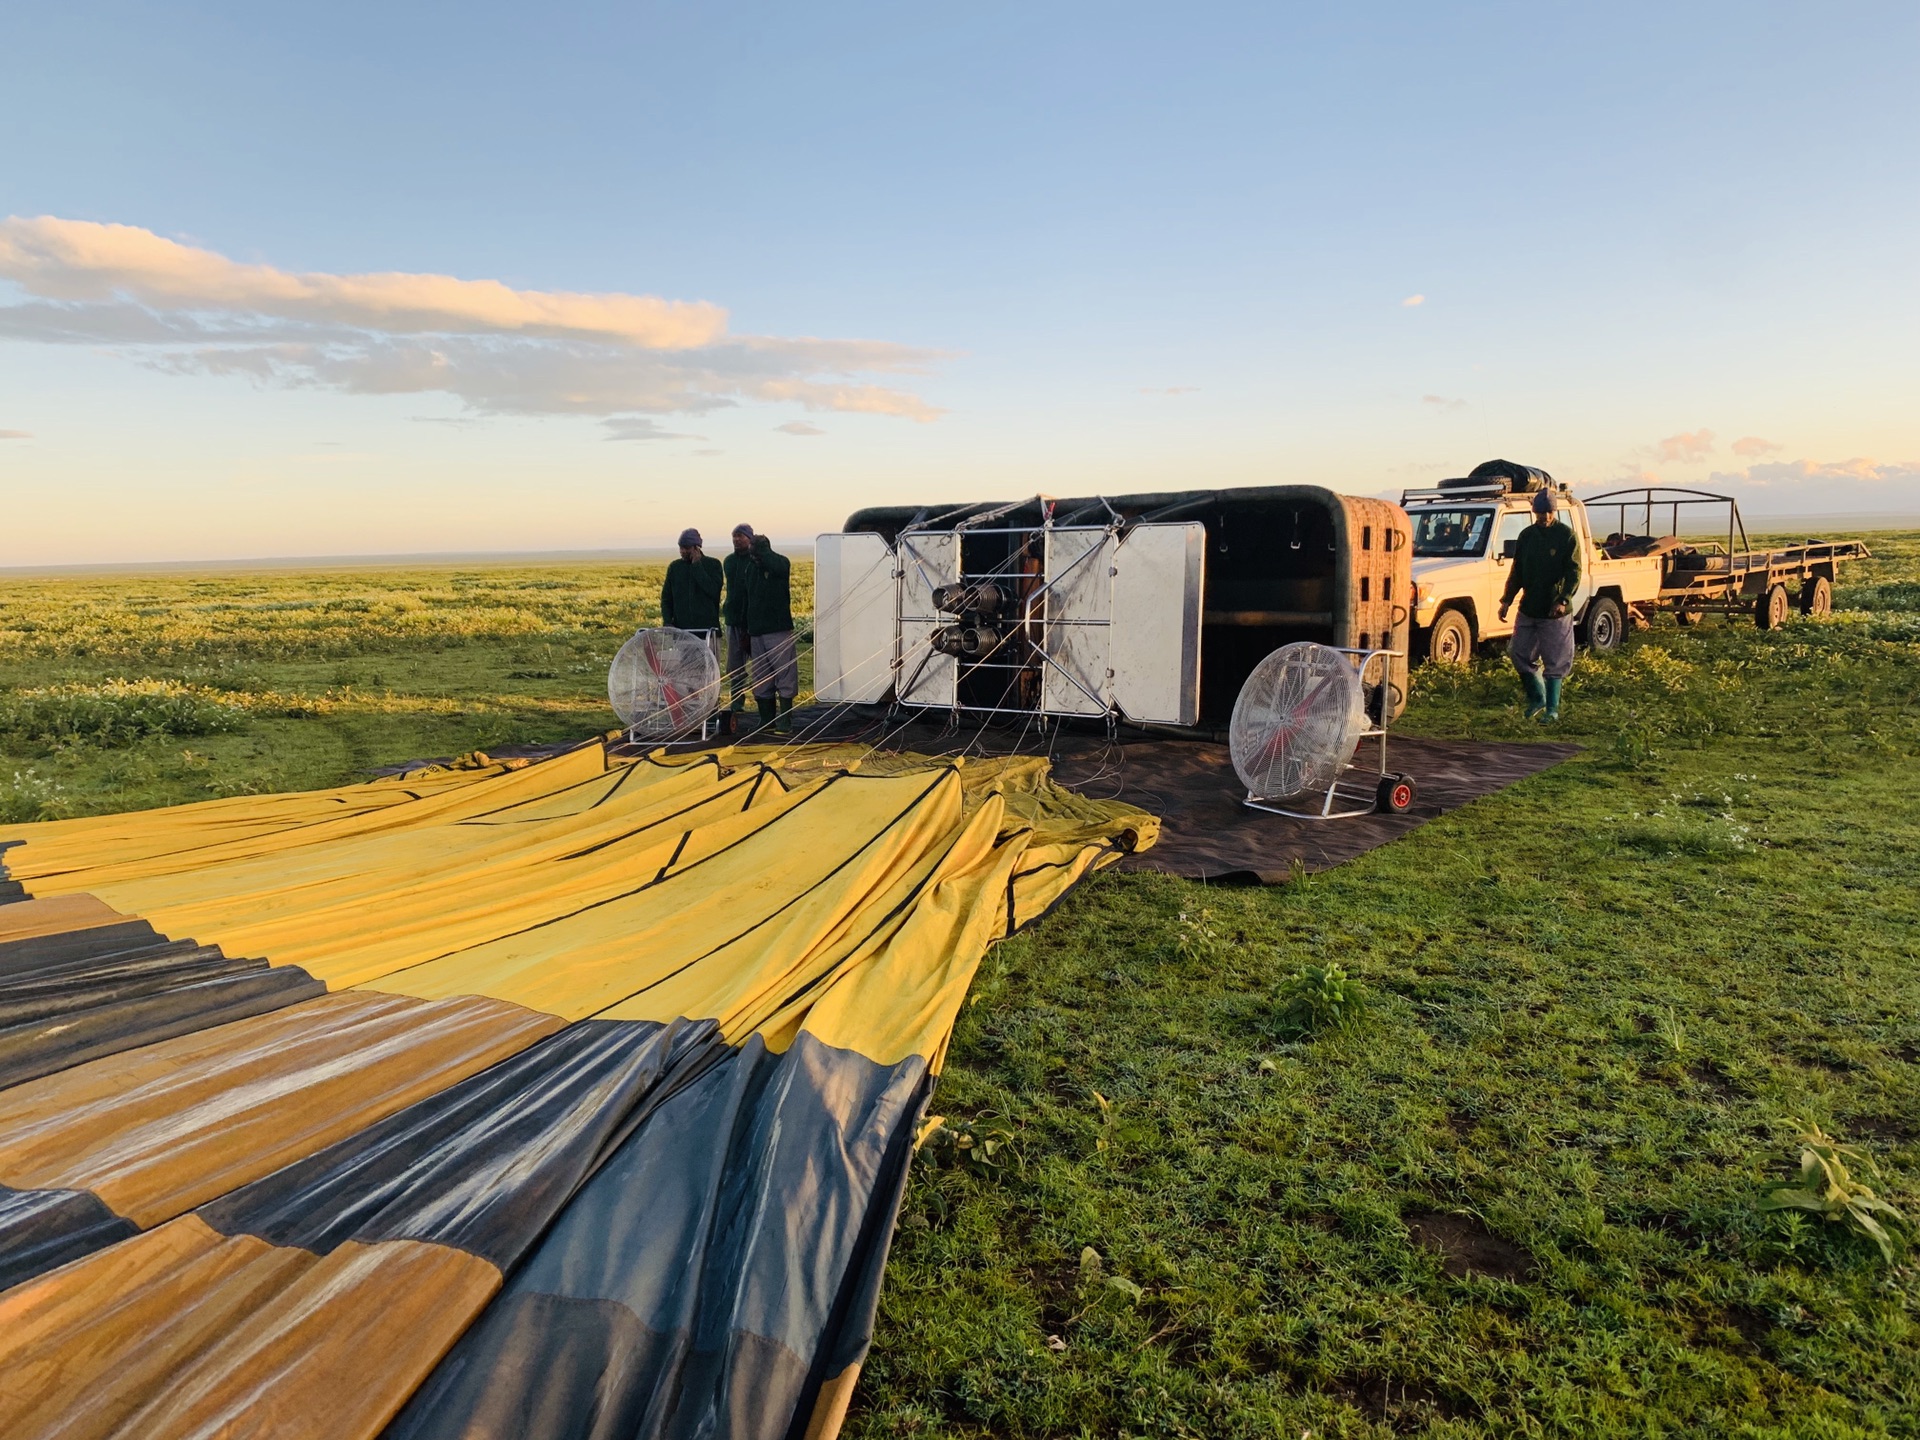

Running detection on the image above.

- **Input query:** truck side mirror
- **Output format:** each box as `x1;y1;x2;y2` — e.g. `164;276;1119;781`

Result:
1501;539;1519;561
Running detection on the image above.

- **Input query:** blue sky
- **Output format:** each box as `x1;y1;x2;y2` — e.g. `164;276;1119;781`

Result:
2;1;1916;563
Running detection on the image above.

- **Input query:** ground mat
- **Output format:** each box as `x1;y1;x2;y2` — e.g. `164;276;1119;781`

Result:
659;716;1579;885
0;741;1154;1440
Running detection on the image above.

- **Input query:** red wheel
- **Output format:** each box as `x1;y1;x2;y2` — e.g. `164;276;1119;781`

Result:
1376;774;1417;813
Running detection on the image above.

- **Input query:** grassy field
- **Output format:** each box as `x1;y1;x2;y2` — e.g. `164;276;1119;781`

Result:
3;538;1916;1437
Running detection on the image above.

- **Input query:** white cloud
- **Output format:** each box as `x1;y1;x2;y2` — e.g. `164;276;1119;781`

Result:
1706;457;1920;489
602;417;702;443
0;216;724;348
1401;294;1424;307
1420;394;1467;411
1652;429;1716;463
1731;435;1782;458
774;420;825;436
0;216;945;426
0;428;30;439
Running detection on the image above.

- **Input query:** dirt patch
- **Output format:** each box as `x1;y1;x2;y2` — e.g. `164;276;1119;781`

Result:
1724;1304;1777;1353
1329;1373;1467;1431
1024;1261;1083;1337
1790;1047;1855;1075
1405;1208;1537;1283
1846;1114;1914;1144
1688;1059;1740;1099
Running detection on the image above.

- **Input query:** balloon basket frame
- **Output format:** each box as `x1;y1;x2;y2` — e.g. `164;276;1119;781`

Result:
1243;646;1406;821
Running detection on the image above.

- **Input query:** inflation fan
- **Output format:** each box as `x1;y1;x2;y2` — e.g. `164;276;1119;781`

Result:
1229;641;1416;820
608;627;721;741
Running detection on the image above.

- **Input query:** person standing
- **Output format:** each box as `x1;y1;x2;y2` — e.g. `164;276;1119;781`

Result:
721;524;758;721
1497;488;1582;720
745;531;797;735
660;528;723;631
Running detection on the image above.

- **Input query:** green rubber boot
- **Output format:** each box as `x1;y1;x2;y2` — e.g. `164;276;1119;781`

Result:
1542;676;1564;722
774;696;794;736
755;697;778;733
1518;668;1547;718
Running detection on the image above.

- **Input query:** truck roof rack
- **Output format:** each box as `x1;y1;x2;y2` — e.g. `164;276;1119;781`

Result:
1400;482;1506;504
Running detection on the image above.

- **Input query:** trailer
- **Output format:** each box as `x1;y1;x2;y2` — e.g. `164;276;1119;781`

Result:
1582;487;1871;629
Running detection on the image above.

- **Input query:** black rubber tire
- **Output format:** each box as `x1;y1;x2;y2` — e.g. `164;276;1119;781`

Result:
1423;609;1473;666
1674;606;1698;627
1756;583;1791;630
1799;575;1832;616
1580;595;1625;654
1376;773;1417;814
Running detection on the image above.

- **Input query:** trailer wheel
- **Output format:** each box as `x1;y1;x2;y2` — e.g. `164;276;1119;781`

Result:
1376;773;1417;814
1799;575;1832;617
1674;606;1698;628
1580;595;1624;654
1756;583;1791;630
1424;609;1473;666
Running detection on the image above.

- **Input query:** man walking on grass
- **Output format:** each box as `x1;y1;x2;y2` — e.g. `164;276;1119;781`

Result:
744;532;797;735
1498;488;1582;721
721;524;758;722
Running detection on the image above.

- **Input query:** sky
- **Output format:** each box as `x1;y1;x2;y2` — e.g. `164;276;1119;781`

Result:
2;1;1917;565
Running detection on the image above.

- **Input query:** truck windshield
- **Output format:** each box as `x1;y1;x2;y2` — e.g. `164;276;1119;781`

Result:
1411;508;1493;557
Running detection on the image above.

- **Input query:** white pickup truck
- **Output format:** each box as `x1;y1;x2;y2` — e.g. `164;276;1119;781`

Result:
1402;461;1662;665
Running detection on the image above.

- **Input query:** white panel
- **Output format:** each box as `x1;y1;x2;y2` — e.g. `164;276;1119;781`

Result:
1040;527;1113;716
1110;522;1206;725
812;533;897;704
896;532;958;707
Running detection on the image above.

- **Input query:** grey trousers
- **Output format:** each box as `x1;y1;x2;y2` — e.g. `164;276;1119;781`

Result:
725;626;752;708
749;630;799;700
1509;613;1576;679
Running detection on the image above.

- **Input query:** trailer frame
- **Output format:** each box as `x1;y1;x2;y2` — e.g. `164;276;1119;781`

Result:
1581;487;1870;629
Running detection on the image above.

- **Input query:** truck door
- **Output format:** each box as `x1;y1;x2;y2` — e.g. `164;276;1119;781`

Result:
1487;509;1532;635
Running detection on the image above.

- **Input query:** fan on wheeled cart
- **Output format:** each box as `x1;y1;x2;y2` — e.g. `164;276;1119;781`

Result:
1229;641;1416;818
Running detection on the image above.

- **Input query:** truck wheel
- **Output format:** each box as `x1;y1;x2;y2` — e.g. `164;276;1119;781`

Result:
1423;609;1473;666
1375;773;1417;813
1756;583;1791;630
1799;575;1832;616
1580;595;1624;654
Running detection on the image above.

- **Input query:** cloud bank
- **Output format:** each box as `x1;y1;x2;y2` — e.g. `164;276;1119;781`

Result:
1706;456;1920;491
0;216;944;425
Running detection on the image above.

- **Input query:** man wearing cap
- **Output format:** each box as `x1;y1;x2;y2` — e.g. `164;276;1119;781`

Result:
661;528;723;632
1498;488;1582;720
745;532;798;735
721;525;758;719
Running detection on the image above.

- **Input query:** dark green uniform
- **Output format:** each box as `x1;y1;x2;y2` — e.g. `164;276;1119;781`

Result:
660;555;723;630
744;538;793;637
1502;520;1581;619
722;550;755;630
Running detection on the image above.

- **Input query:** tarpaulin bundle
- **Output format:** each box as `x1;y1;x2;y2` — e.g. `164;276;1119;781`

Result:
0;739;1155;1440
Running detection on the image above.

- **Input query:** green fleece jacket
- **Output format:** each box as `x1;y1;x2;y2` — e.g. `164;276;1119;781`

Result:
743;537;793;636
1501;519;1582;620
722;549;755;628
660;555;723;630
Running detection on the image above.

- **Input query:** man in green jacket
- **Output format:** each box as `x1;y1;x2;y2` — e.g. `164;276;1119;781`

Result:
661;528;723;631
721;524;758;717
1497;489;1582;720
744;532;797;735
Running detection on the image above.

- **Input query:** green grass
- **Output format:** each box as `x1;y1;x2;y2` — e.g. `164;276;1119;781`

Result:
854;534;1920;1439
3;539;1917;1437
